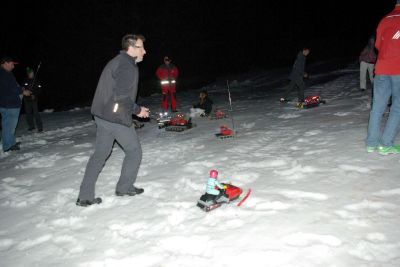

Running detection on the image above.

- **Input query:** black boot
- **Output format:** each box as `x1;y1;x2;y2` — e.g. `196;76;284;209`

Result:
76;197;102;207
116;186;144;196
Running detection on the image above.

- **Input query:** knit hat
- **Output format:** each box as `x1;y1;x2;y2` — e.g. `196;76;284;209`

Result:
1;56;19;65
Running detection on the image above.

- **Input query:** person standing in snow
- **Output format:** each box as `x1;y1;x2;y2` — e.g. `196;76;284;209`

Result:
0;56;31;152
359;36;377;91
23;67;43;132
366;0;400;155
280;47;310;106
156;56;179;112
76;34;149;206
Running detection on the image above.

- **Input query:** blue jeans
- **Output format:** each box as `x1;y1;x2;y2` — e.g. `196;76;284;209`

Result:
0;108;20;151
366;75;400;147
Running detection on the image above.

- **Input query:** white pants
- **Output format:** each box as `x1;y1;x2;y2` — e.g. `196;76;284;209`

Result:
360;61;374;90
190;108;205;118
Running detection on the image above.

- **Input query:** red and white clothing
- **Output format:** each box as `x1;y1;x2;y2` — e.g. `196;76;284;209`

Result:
156;63;179;111
375;5;400;75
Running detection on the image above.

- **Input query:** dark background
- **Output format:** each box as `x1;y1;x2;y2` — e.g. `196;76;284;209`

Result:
1;0;396;111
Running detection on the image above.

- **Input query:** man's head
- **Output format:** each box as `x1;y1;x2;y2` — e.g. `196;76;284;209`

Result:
164;56;171;65
199;89;208;99
121;34;146;63
303;48;310;56
0;56;18;72
397;0;400;5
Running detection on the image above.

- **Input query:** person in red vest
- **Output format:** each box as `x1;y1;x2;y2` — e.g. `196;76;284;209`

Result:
156;56;179;112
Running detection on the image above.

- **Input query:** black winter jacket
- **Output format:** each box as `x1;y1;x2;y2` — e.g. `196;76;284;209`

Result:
23;77;42;100
0;68;22;108
289;51;307;80
193;97;213;115
91;51;141;127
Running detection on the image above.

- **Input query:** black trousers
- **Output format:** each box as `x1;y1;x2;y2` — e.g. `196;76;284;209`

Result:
283;76;305;102
24;98;43;130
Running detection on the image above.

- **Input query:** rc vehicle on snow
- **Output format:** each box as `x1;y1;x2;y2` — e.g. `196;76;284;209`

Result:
158;113;194;132
297;95;326;109
197;183;243;212
215;125;234;139
209;109;228;120
156;112;172;128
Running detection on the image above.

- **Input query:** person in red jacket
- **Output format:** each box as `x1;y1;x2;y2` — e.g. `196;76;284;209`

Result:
156;56;179;112
366;0;400;155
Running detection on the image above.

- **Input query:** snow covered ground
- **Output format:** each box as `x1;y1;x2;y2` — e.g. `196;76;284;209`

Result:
1;62;399;267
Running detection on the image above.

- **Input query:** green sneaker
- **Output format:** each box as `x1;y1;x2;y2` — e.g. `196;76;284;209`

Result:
378;146;400;155
366;146;376;153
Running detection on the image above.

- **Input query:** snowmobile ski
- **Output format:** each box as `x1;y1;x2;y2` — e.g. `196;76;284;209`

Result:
237;188;252;206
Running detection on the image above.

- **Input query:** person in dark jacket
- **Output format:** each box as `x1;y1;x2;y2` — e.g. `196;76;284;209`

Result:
280;47;310;105
23;67;43;132
193;89;213;116
76;34;149;207
0;56;30;152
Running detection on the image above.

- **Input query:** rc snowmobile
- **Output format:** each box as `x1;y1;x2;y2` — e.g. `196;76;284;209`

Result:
158;113;194;132
209;109;228;120
297;95;326;109
280;95;326;109
197;183;243;212
215;125;234;139
156;112;172;128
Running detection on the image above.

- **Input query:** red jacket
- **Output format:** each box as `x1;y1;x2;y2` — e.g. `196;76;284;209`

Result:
156;63;179;81
375;5;400;75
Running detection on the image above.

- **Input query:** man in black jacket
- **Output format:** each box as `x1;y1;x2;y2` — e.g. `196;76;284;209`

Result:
77;34;149;207
280;47;310;105
23;67;43;132
0;56;30;152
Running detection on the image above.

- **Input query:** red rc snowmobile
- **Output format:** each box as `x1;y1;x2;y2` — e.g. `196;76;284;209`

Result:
209;109;228;120
158;113;194;132
197;183;243;212
298;95;326;109
215;125;234;139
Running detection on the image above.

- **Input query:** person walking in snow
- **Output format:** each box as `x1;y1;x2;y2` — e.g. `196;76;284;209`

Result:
76;34;149;207
359;36;377;91
365;0;400;155
156;56;179;112
23;67;43;132
0;56;31;152
280;47;310;106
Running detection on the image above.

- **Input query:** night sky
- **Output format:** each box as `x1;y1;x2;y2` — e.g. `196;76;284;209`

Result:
1;0;396;110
